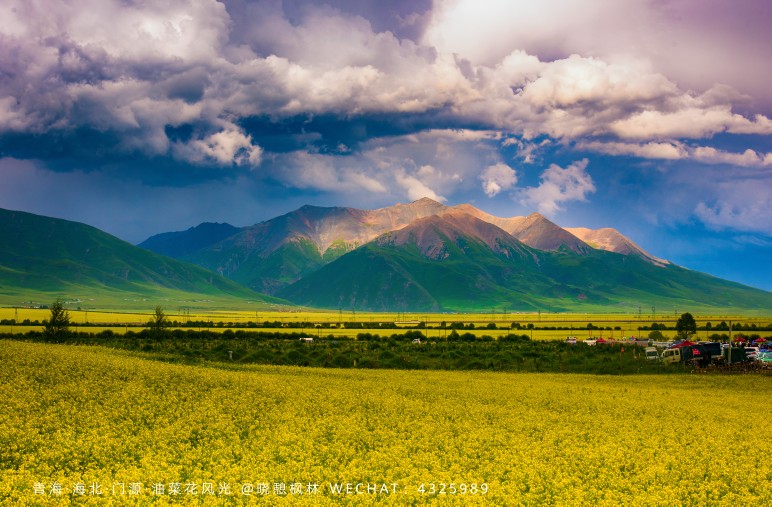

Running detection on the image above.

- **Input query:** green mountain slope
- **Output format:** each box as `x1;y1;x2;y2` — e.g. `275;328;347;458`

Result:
181;199;461;293
149;199;672;297
279;213;772;312
0;208;285;309
184;205;372;293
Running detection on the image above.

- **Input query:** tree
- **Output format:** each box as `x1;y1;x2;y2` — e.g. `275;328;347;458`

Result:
44;300;70;340
648;330;665;341
675;312;697;339
147;305;170;335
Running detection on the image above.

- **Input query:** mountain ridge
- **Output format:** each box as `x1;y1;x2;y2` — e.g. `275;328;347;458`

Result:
278;210;772;312
147;198;667;294
2;203;770;312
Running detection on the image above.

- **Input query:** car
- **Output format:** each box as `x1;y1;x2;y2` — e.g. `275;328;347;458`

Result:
584;339;597;346
745;346;760;360
755;350;772;365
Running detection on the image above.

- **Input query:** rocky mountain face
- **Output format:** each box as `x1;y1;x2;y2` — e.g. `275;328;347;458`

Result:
564;227;669;266
140;198;664;294
276;209;772;312
136;198;771;311
449;205;590;253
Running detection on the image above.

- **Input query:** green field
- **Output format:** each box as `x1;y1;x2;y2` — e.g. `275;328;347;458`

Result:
1;340;769;505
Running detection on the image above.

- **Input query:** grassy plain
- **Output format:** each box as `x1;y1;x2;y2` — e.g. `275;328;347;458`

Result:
1;340;769;505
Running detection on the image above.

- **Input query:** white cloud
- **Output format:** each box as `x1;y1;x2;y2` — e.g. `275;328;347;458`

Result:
480;163;517;197
579;141;687;160
691;147;770;167
610;106;772;140
579;141;770;167
423;0;772;109
46;0;228;62
520;55;677;110
519;159;595;215
695;193;772;236
394;169;446;202
174;124;263;168
268;151;387;194
504;137;551;164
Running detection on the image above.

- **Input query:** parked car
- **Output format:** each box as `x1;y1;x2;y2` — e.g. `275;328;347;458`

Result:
644;347;659;361
756;351;772;366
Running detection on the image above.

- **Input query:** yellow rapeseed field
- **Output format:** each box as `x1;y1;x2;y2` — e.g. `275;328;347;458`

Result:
0;340;768;505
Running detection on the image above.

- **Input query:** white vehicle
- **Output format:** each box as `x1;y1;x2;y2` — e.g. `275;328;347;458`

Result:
644;347;659;361
584;339;597;346
745;346;760;360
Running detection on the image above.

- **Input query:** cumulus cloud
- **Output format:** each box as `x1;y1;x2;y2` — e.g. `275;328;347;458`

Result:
695;182;772;235
520;55;677;110
480;163;518;197
173;124;263;168
578;141;687;160
395;169;446;202
519;159;595;215
610;106;772;140
267;151;387;194
424;0;772;109
579;141;770;167
691;147;770;167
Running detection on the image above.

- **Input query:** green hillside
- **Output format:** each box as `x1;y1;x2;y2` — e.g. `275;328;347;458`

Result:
279;219;772;313
0;209;286;310
188;236;338;294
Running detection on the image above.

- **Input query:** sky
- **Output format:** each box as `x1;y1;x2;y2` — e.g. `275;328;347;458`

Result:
0;0;770;290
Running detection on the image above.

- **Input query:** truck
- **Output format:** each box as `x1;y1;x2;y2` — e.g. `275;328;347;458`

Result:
724;347;750;364
660;344;712;367
697;342;723;362
644;347;660;361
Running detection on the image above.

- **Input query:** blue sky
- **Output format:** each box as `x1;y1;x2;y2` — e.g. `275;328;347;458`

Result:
0;0;770;290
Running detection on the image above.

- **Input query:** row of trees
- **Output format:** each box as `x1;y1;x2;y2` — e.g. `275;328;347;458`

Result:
42;301;169;340
39;302;701;342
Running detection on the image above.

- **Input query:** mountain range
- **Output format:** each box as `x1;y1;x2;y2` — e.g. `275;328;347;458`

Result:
0;201;769;312
137;198;771;312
